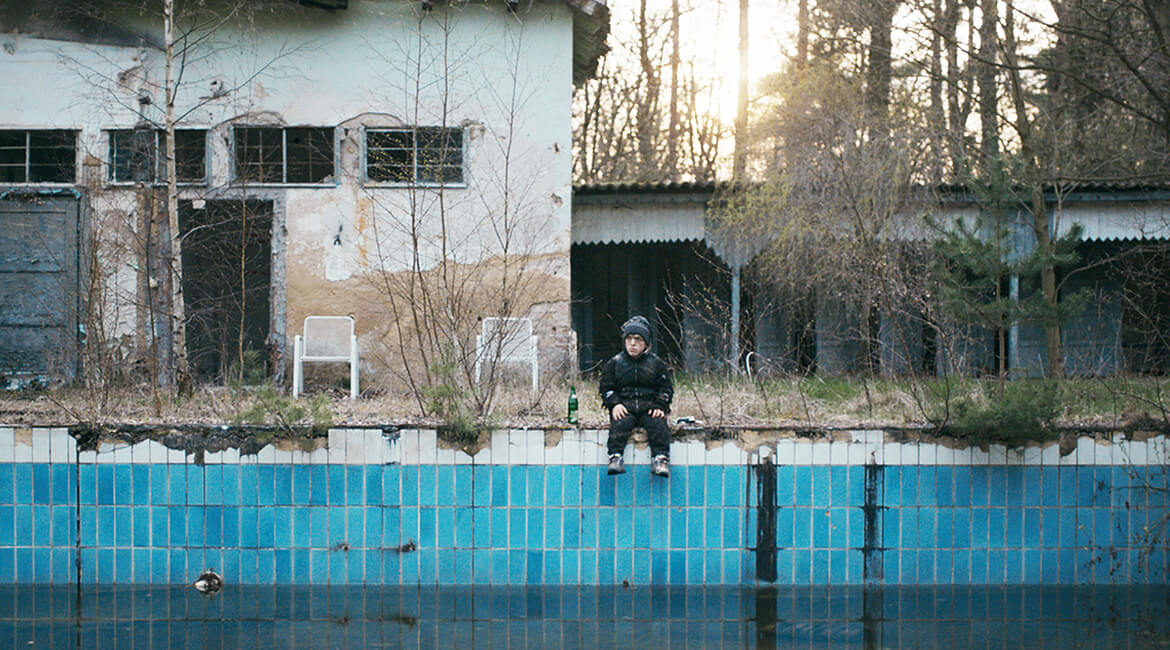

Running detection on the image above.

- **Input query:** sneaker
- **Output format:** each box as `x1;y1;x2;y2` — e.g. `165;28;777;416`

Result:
651;455;670;478
607;453;625;475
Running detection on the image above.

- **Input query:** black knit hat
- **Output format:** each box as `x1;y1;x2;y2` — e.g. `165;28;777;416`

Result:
620;315;652;348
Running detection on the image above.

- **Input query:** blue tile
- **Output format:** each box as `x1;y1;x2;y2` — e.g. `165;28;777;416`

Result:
508;550;526;585
309;549;328;584
132;506;150;547
917;468;936;507
669;508;686;548
793;507;812;549
452;466;471;506
283;505;307;548
793;466;811;506
95;508;114;547
487;507;506;548
1005;508;1024;547
51;465;72;505
148;466;167;505
935;509;953;549
847;466;866;507
222;507;240;547
987;508;1005;548
489;466;508;506
543;550;561;583
309;508;328;548
94;466;113;505
632;549;650;583
472;466;491;506
614;508;633;549
828;549;846;584
185;466;204;505
24;505;45;546
918;509;936;549
0;464;12;504
490;549;508;584
561;549;579;585
829;508;848;548
258;506;277;548
563;508;580;548
239;507;256;548
308;466;327;505
328;466;347;506
970;467;990;506
112;465;132;504
399;507;419;545
546;508;564;548
596;508;614;549
167;506;185;547
253;466;273;506
900;467;918;507
281;466;302;505
435;507;454;547
52;506;73;547
935;467;953;507
453;507;473;548
810;549;830;585
775;508;793;549
900;508;918;549
723;508;741;548
363;466;383;506
383;507;401;547
525;508;543;548
812;508;831;548
506;466;527;507
347;466;365;506
830;467;848;506
724;467;744;507
579;509;598;549
525;467;546;506
203;506;222;547
329;507;346;547
379;465;401;505
883;466;902;506
203;466;222;505
217;465;239;506
544;467;562;506
951;467;970;506
775;465;793;506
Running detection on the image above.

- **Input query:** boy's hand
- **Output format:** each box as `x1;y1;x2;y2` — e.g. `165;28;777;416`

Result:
611;404;628;419
649;409;665;418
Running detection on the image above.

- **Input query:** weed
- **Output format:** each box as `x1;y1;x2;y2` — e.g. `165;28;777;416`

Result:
940;379;1061;446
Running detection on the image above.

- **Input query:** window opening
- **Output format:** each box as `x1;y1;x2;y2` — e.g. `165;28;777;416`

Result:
0;130;77;183
367;126;462;184
108;129;206;183
234;126;333;184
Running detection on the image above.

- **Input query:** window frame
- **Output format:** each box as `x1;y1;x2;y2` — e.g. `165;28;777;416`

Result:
363;126;465;187
106;127;208;185
0;129;78;185
232;125;336;186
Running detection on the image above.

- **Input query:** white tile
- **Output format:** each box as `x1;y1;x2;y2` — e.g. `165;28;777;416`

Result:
270;447;293;464
436;447;457;465
453;448;474;465
848;442;871;466
811;442;830;465
969;445;989;465
1149;437;1168;465
418;430;438;464
1058;442;1078;466
382;432;401;465
877;442;896;465
669;441;688;464
918;443;937;466
399;430;420;465
1020;446;1041;465
508;429;528;465
829;441;849;465
853;430;885;444
78;449;97;464
1076;437;1097;465
1005;447;1027;466
950;445;972;466
1126;440;1148;466
345;430;367;464
204;449;224;464
220;447;241;464
901;443;919;466
732;447;750;465
148;439;169;464
167;447;186;464
290;448;309;465
685;440;706;466
559;431;581;466
12;432;33;463
590;441;609;465
988;445;1007;465
775;439;795;465
544;439;564;465
114;444;134;464
472;445;492;465
756;445;774;463
327;429;347;464
1039;444;1061;466
490;430;510;465
364;430;388;464
793;441;813;465
256;445;275;464
0;427;14;462
49;429;74;464
523;430;545;465
31;430;50;462
935;445;954;466
632;445;651;466
308;447;330;464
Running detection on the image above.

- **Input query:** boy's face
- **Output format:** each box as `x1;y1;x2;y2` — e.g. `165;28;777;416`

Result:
624;334;647;357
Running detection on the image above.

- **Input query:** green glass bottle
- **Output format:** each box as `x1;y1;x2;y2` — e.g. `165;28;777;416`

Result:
567;385;578;425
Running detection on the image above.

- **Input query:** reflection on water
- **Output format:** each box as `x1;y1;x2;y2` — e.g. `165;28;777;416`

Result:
0;585;1166;648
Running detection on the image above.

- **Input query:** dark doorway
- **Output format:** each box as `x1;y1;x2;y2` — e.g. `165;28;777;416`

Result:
179;199;273;383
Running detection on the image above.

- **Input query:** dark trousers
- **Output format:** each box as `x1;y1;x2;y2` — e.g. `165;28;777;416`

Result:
607;411;670;458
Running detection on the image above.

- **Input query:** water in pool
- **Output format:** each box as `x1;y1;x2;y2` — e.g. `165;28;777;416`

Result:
2;584;1167;648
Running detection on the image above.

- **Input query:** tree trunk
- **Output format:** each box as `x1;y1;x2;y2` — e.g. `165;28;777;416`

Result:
667;0;680;178
732;0;749;181
865;0;896;140
163;0;189;389
977;0;999;173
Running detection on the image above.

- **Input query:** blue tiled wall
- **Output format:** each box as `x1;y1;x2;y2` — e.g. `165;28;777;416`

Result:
0;428;1166;585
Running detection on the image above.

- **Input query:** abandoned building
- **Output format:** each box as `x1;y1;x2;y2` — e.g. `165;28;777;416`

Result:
0;0;609;389
571;181;1170;378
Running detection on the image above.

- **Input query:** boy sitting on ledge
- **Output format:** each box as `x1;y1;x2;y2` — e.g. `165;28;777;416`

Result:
599;315;674;477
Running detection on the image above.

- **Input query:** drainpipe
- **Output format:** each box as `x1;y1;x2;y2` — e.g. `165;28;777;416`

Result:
731;264;741;369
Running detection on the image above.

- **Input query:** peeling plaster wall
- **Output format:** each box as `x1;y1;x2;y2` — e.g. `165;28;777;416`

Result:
0;1;576;384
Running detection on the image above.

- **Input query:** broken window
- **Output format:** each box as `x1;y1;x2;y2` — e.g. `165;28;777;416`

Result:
234;126;334;184
366;126;463;184
108;128;207;183
0;130;77;183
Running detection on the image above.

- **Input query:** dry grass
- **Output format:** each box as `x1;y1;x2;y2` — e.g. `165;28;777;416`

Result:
2;374;1169;432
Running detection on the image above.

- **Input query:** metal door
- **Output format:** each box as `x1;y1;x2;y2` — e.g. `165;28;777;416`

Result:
0;192;81;385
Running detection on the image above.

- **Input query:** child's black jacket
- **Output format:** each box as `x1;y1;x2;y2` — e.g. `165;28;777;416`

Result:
598;351;674;414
